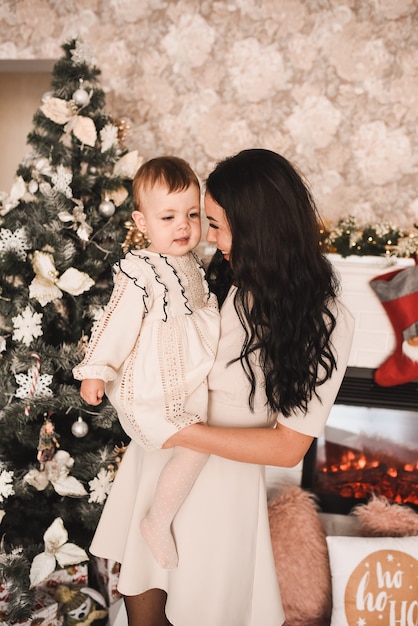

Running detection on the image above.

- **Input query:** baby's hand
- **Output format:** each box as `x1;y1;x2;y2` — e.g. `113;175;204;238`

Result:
80;379;105;406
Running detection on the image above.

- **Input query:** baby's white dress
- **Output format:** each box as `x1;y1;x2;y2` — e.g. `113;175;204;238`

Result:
89;286;354;626
73;249;220;448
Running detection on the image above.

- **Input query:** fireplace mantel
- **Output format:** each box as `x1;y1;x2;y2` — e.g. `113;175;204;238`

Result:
336;366;418;412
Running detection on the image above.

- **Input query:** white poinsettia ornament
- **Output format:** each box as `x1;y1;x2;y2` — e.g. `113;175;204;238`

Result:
64;115;97;147
30;517;88;587
58;199;93;241
113;150;142;179
29;250;95;306
24;449;88;497
40;97;74;125
40;94;97;147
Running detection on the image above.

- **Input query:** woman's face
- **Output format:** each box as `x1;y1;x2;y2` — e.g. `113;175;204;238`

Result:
204;192;232;261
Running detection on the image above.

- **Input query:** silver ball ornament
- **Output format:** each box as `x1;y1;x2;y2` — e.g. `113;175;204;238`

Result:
99;198;116;217
72;88;90;106
71;416;89;438
41;91;53;103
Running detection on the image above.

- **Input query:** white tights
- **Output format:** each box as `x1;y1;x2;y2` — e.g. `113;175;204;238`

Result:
140;447;209;569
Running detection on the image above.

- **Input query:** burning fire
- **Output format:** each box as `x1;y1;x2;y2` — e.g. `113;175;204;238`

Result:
316;439;418;507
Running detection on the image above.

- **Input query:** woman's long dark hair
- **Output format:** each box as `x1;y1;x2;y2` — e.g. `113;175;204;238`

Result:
206;149;339;417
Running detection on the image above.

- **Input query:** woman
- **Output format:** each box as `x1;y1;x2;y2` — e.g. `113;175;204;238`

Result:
89;148;354;626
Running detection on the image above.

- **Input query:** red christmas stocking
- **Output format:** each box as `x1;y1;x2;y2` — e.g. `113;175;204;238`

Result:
370;264;418;386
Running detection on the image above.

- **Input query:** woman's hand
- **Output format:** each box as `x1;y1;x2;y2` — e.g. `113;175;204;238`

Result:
80;379;105;406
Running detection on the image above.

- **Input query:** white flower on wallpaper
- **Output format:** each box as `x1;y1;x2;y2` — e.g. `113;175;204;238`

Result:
390;75;418;123
262;0;308;34
329;22;392;83
287;33;316;71
162;13;216;72
198;102;254;161
374;0;416;20
352;121;413;186
285;96;342;153
107;0;150;22
226;38;290;103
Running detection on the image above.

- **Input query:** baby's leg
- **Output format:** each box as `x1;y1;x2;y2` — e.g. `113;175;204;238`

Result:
141;447;208;569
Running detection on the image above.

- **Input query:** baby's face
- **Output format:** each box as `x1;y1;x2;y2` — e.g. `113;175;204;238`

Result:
132;183;201;256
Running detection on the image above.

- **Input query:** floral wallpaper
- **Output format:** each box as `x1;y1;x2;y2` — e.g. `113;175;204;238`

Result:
0;0;417;229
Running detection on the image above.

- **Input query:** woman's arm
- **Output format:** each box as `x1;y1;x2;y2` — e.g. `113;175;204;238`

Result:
163;421;313;468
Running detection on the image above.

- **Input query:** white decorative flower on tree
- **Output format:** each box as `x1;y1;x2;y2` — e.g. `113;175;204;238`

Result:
64;115;97;147
29;517;88;587
113;150;142;179
58;199;93;242
29;250;95;307
40;97;73;125
24;449;88;497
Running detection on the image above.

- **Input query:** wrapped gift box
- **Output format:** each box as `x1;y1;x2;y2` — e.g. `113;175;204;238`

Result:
38;563;88;595
90;557;122;606
0;578;10;617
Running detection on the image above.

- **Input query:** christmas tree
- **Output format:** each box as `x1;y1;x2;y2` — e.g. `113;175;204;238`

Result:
0;39;140;619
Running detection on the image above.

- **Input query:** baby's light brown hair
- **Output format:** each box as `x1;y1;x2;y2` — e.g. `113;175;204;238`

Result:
132;156;200;212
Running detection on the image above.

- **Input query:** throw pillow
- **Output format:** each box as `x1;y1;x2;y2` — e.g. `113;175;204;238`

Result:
327;535;418;626
352;494;418;537
268;486;331;625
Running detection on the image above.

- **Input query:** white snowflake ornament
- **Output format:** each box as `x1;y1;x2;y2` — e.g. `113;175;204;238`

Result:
0;227;28;260
100;123;119;152
51;165;73;198
15;367;53;400
0;465;14;503
12;306;43;346
71;40;96;66
88;467;113;504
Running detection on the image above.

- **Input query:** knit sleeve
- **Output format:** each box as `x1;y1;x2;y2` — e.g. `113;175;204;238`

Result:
73;263;149;382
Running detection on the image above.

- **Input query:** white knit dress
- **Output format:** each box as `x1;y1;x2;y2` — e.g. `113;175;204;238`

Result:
89;286;354;626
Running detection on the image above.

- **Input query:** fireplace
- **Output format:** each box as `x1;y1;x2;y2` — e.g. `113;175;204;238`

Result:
302;367;418;514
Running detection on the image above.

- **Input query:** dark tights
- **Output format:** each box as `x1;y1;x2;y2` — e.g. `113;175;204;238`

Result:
124;589;173;626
